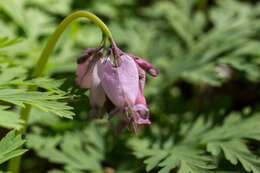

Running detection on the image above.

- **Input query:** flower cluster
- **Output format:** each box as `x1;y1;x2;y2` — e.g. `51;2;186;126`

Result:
75;41;158;133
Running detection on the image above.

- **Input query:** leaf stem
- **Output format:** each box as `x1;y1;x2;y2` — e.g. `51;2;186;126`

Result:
8;10;113;173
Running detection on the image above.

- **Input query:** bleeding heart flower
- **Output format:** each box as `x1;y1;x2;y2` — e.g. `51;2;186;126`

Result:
75;43;158;133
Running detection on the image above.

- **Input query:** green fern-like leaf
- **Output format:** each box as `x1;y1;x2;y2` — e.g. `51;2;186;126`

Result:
0;89;74;119
0;37;21;49
0;63;74;129
144;0;260;91
158;145;216;173
129;112;260;173
200;112;260;142
26;123;104;173
2;78;65;94
0;130;27;164
0;64;26;85
0;106;24;130
198;112;260;173
207;140;260;173
128;138;216;173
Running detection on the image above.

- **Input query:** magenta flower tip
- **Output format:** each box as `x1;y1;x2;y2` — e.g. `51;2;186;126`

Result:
131;55;159;77
148;68;159;77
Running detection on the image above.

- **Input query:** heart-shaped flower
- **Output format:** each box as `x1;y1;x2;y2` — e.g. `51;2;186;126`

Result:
75;45;158;133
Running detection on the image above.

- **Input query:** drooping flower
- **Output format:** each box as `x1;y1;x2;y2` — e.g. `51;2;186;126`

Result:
75;42;158;133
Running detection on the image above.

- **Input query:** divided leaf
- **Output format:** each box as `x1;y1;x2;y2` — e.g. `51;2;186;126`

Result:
26;124;104;173
0;60;75;132
207;140;260;173
0;106;24;130
158;145;216;173
198;113;260;173
0;130;27;164
0;89;74;119
129;112;260;173
128;138;216;173
200;112;260;142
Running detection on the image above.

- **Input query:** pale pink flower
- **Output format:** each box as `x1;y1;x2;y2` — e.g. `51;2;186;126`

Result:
75;47;158;133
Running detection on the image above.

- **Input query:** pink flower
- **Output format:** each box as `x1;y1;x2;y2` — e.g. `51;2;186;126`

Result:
75;47;158;133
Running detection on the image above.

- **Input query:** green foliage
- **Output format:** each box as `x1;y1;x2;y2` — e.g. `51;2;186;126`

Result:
200;112;260;142
26;123;104;173
0;130;27;165
0;89;74;119
0;0;260;172
128;138;216;173
143;0;260;89
0;64;75;129
0;106;24;130
201;113;260;173
207;140;260;173
128;112;260;173
0;37;74;130
0;37;20;49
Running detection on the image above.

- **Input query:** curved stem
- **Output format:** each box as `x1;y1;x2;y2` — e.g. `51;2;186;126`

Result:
8;10;113;173
33;10;112;77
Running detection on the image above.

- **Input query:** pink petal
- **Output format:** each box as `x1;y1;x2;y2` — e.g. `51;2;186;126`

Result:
97;55;139;108
133;56;159;77
75;56;94;88
136;65;146;91
75;48;102;88
89;64;106;117
135;88;146;105
133;104;151;124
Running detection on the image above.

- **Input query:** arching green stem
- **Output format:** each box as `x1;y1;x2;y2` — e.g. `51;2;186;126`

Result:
33;10;112;77
8;10;113;173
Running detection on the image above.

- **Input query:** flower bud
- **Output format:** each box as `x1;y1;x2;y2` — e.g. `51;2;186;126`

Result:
133;88;150;125
132;56;159;77
134;104;151;125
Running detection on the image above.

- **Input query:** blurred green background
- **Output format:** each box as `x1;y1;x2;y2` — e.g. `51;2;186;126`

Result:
1;0;260;172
